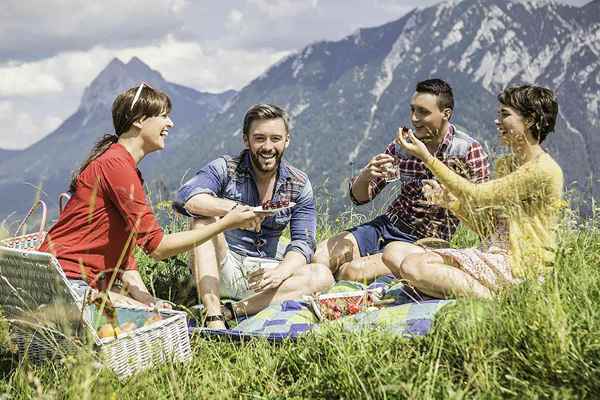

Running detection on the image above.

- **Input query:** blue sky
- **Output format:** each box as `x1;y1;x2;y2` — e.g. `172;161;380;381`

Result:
0;0;592;149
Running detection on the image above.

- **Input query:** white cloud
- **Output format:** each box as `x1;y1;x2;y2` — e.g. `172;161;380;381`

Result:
0;35;292;149
247;0;319;18
112;36;291;92
373;0;416;14
0;0;426;149
0;34;291;96
226;9;247;34
4;0;586;150
228;9;244;25
0;50;111;97
0;0;186;60
169;0;187;13
0;101;63;149
0;65;64;96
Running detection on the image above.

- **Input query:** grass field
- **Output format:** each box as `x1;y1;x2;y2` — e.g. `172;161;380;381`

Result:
1;207;599;399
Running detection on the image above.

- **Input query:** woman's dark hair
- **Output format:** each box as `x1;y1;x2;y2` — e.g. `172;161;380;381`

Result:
242;104;289;138
497;85;558;144
69;85;171;193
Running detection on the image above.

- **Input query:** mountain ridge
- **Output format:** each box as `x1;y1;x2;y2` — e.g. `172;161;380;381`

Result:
154;0;599;213
1;0;598;222
0;57;236;220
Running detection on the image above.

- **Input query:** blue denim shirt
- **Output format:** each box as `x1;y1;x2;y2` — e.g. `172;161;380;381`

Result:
173;150;317;262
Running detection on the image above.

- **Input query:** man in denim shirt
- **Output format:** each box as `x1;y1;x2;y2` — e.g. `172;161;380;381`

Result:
174;104;334;329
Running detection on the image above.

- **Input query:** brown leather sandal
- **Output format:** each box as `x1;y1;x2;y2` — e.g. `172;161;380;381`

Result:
221;302;237;321
204;314;229;329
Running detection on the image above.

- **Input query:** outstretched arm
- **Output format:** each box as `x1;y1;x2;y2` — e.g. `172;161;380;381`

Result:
183;193;239;217
173;157;239;218
150;206;262;260
398;128;551;209
425;156;549;209
423;179;495;237
118;270;160;306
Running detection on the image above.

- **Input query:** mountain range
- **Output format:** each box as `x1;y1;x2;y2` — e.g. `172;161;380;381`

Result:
0;57;236;223
1;0;599;226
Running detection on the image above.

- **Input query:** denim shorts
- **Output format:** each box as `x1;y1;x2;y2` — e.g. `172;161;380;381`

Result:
347;215;417;257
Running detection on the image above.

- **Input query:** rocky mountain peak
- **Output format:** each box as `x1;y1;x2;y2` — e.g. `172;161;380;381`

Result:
2;0;598;221
80;57;166;114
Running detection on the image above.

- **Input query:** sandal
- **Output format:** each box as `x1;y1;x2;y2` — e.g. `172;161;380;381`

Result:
204;313;229;329
221;302;238;322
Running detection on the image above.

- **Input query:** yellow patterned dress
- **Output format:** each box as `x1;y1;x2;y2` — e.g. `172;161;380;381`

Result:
425;153;564;291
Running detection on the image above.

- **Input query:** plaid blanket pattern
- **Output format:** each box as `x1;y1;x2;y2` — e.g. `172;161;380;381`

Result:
194;276;453;341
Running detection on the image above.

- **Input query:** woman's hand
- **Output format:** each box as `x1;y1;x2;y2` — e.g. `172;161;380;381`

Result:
221;205;264;232
422;179;457;209
150;299;173;309
396;127;432;161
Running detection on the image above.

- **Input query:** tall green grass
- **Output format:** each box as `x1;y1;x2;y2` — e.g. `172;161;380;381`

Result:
1;208;599;398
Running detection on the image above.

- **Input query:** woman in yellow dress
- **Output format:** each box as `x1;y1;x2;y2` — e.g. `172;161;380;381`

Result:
382;85;564;299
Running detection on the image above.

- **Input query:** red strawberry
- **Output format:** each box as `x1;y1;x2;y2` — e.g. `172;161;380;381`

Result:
347;303;360;314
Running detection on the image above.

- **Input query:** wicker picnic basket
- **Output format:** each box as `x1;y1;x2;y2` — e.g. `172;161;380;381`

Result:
0;246;192;379
0;200;48;250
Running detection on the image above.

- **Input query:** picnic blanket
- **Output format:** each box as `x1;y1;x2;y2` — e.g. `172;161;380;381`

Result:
193;276;453;341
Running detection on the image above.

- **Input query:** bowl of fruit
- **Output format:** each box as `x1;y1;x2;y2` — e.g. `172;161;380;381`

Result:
95;310;164;342
307;290;381;321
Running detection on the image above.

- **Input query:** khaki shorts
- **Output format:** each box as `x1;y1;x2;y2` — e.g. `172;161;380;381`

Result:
219;251;280;300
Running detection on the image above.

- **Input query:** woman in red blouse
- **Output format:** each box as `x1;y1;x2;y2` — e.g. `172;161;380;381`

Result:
39;83;261;307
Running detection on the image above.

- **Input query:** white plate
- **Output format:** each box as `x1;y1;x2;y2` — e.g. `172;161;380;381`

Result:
252;201;296;214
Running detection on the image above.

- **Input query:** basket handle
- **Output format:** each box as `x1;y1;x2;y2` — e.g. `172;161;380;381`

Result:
58;192;71;214
14;200;47;236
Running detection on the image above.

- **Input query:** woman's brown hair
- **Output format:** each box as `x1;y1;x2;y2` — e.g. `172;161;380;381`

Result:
69;85;171;193
497;85;558;144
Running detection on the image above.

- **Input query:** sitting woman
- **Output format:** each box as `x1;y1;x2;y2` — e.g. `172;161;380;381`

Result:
39;83;261;308
382;85;564;298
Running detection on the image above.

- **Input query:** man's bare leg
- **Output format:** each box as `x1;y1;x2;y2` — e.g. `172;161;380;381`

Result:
383;247;491;299
313;231;361;274
233;263;335;317
189;217;229;325
358;241;423;281
335;254;390;282
314;233;422;283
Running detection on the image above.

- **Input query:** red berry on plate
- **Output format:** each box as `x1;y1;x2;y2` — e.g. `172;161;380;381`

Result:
347;303;360;314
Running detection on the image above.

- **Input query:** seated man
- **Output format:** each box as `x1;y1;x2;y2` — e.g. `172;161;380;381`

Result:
174;104;334;328
313;79;490;282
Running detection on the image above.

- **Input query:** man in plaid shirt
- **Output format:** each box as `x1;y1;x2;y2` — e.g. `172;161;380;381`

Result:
313;79;490;282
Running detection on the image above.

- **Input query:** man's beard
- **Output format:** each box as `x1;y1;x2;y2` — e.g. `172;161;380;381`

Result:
250;149;284;173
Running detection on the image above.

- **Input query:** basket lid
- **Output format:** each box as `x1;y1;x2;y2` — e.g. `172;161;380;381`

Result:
0;246;87;336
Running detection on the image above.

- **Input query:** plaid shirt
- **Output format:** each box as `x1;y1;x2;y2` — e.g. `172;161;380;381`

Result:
349;125;490;241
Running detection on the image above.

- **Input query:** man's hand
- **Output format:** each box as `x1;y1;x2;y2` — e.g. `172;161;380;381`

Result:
360;153;395;181
247;266;292;293
397;127;432;161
